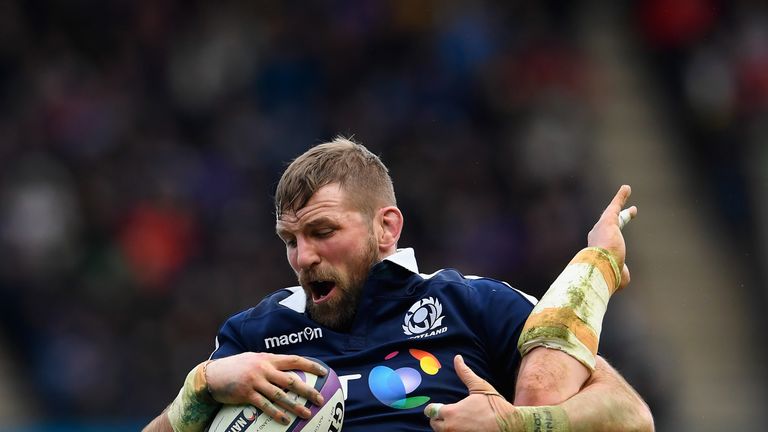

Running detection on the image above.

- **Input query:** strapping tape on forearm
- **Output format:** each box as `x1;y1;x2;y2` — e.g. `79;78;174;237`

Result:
167;360;220;432
512;406;571;432
517;247;620;371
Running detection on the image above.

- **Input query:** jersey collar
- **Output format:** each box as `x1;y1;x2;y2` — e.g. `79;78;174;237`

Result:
278;248;420;313
381;247;419;274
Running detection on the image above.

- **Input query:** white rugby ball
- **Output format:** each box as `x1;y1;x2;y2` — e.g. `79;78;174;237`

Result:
208;358;344;432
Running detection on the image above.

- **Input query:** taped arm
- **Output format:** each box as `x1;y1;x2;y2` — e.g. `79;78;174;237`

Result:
515;186;637;405
513;356;654;432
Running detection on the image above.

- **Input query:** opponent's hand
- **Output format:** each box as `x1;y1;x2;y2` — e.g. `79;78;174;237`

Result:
587;185;637;291
205;352;328;425
424;355;521;432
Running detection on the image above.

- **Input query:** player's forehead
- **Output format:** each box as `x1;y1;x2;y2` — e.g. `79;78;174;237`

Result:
275;184;351;232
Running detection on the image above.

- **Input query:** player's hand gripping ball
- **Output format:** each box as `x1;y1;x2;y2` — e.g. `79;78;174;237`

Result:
208;358;345;432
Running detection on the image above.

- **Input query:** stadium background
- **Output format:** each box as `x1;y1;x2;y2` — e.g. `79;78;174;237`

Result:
0;0;766;430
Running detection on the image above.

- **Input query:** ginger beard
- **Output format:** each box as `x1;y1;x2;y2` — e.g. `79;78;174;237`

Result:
298;231;379;331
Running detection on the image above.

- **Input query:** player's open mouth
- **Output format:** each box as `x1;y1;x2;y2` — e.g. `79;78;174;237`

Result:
309;280;336;304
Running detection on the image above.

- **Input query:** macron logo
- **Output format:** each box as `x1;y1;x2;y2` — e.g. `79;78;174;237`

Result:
264;327;323;349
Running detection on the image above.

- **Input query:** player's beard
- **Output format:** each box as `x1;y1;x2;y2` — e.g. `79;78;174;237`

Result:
300;234;379;332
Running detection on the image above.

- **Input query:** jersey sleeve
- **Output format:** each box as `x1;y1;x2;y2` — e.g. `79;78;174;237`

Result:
208;288;298;359
209;308;252;360
469;278;536;396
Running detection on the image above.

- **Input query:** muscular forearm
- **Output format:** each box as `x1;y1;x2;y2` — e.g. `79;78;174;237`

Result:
505;357;653;432
424;354;652;432
514;347;590;406
558;356;654;432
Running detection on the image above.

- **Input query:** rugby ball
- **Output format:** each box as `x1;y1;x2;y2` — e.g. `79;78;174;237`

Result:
208;358;344;432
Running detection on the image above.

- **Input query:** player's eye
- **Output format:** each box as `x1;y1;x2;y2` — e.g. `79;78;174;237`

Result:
314;228;334;238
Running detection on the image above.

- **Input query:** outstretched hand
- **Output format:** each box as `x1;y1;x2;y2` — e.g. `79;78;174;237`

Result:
588;185;637;291
424;355;520;432
205;352;328;425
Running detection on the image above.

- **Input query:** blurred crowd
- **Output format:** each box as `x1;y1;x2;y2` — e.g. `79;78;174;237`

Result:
0;0;598;421
637;0;768;319
5;0;762;426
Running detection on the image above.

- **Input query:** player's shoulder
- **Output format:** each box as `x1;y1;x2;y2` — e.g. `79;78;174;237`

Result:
224;286;307;324
422;268;537;306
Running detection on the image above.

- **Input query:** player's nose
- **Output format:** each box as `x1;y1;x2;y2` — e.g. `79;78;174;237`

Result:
295;237;321;270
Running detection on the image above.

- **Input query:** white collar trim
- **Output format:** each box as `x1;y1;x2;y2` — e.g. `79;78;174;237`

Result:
278;286;306;313
383;248;419;274
278;248;419;313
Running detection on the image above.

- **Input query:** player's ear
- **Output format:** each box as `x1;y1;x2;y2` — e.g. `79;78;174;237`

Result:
376;206;403;253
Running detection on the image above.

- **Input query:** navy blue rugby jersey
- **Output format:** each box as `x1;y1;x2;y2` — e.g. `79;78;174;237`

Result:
210;248;536;432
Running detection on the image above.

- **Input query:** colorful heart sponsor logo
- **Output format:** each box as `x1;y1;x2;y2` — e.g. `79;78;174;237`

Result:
367;349;442;409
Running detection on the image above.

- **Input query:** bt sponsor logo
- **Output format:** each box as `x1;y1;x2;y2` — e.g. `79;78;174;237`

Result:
367;349;442;409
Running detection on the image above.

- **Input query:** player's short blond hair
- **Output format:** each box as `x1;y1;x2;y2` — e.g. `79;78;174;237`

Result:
275;137;396;219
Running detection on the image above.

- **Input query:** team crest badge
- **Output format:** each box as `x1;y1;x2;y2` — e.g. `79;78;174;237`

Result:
402;297;447;338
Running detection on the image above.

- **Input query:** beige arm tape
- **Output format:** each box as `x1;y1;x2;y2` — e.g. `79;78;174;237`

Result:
481;392;571;432
517;247;621;371
512;406;571;432
167;360;220;432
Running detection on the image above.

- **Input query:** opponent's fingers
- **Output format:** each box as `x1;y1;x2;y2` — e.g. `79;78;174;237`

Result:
619;264;631;290
424;402;445;420
600;185;632;222
455;355;495;393
272;354;328;376
618;206;638;230
613;184;632;210
268;369;325;407
425;402;455;432
428;417;445;432
248;391;291;425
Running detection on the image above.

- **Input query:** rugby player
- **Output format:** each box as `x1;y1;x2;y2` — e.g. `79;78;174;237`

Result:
145;138;653;431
